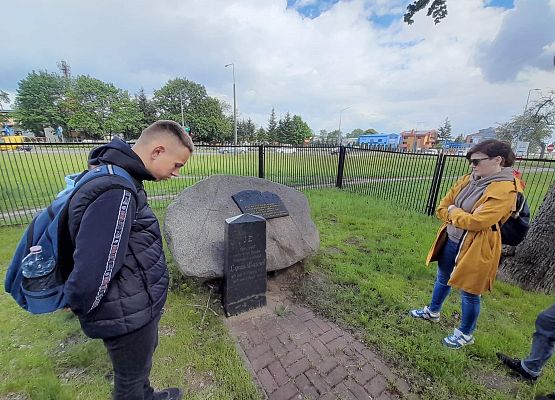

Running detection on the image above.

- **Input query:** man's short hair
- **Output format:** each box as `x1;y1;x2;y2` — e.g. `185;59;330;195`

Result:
141;120;194;153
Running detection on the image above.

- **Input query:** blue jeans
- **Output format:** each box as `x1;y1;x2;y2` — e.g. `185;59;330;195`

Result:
428;239;481;336
521;302;555;376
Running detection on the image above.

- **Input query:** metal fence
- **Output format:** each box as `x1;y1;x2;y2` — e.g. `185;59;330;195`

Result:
1;143;554;226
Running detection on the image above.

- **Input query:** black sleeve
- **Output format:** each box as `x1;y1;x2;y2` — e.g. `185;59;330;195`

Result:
65;188;136;315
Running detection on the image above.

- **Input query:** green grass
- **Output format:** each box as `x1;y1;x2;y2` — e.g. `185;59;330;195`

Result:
0;210;261;400
2;147;554;226
296;189;554;400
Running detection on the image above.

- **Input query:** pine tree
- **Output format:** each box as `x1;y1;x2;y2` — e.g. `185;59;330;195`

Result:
267;108;278;143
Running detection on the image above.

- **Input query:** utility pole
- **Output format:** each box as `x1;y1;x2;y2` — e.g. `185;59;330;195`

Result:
225;63;237;145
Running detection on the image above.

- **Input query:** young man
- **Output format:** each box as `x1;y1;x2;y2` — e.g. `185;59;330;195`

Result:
497;302;555;400
64;120;193;400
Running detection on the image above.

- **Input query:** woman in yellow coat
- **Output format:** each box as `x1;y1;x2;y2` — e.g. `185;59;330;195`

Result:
410;139;523;349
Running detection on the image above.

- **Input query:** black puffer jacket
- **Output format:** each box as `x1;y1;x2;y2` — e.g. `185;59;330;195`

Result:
64;138;168;339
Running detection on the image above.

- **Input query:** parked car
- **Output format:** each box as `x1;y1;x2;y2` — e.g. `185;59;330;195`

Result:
275;145;296;154
218;146;248;154
423;148;439;155
330;146;353;155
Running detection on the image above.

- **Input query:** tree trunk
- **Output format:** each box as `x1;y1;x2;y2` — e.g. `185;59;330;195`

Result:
499;182;555;293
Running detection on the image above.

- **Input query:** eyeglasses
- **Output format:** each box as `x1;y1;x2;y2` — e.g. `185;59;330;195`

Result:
468;157;490;166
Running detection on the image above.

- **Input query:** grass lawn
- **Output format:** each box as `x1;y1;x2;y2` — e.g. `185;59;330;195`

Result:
0;209;262;400
1;146;554;225
0;188;554;398
297;189;554;400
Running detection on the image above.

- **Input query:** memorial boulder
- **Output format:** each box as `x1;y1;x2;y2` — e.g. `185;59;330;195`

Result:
164;175;320;279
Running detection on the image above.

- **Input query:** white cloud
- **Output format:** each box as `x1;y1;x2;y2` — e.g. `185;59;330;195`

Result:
1;0;554;139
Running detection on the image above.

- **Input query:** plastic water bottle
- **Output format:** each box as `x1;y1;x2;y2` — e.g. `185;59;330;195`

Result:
21;245;56;279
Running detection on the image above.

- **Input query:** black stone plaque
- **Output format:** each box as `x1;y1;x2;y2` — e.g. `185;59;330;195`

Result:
232;190;289;220
223;214;267;316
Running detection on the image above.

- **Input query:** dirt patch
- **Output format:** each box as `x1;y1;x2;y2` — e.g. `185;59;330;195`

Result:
182;365;217;392
159;325;176;337
0;394;30;400
58;367;87;383
473;370;520;395
344;236;363;245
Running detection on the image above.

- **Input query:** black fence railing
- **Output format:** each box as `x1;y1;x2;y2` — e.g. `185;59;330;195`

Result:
1;143;554;226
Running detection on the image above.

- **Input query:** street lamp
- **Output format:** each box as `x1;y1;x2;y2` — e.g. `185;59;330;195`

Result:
225;63;237;145
517;88;541;140
179;89;186;128
338;106;352;145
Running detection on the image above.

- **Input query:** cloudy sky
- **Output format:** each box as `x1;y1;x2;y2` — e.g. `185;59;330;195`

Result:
2;0;555;139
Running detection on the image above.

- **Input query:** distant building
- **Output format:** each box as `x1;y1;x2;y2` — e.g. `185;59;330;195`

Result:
0;110;15;136
399;130;437;150
465;127;496;144
358;133;400;147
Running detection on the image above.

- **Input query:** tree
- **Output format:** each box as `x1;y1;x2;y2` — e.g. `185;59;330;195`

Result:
153;78;231;142
291;115;313;145
135;88;157;129
65;75;120;138
499;92;555;292
347;128;364;138
454;134;465;143
437;117;452;146
364;128;378;135
13;71;68;133
237;118;256;143
255;127;267;143
0;90;9;108
267;108;278;143
496;93;554;154
0;90;9;123
276;112;294;144
105;91;144;139
404;0;447;25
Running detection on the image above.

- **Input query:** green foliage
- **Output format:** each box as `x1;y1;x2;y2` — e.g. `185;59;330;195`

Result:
0;221;261;399
404;0;448;25
65;76;119;139
299;189;553;399
276;112;294;144
267;108;278;143
322;129;340;143
255;127;267;143
347;128;364;138
135;88;158;129
291;115;312;145
0;90;9;108
496;97;554;153
153;78;231;143
105;91;144;140
363;128;378;134
13;70;68;133
437;117;452;146
237;118;256;143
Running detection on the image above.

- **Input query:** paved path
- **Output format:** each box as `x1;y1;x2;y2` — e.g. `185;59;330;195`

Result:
225;293;412;400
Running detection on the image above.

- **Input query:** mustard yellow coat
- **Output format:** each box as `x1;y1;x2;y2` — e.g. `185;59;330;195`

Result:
426;174;523;295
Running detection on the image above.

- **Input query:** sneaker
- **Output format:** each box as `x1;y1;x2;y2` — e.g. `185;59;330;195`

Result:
154;388;184;400
442;328;474;349
410;305;440;322
536;393;555;400
496;352;538;382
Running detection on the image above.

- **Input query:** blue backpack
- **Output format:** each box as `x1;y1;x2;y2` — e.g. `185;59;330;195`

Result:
4;165;137;314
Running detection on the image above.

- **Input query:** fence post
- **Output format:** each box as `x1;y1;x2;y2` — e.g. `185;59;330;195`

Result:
425;153;446;216
335;145;346;189
258;145;265;179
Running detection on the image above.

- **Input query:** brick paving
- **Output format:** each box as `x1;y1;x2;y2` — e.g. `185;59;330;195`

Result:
226;300;412;399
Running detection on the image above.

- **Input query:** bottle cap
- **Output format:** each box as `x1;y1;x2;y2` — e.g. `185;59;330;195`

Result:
29;245;42;253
